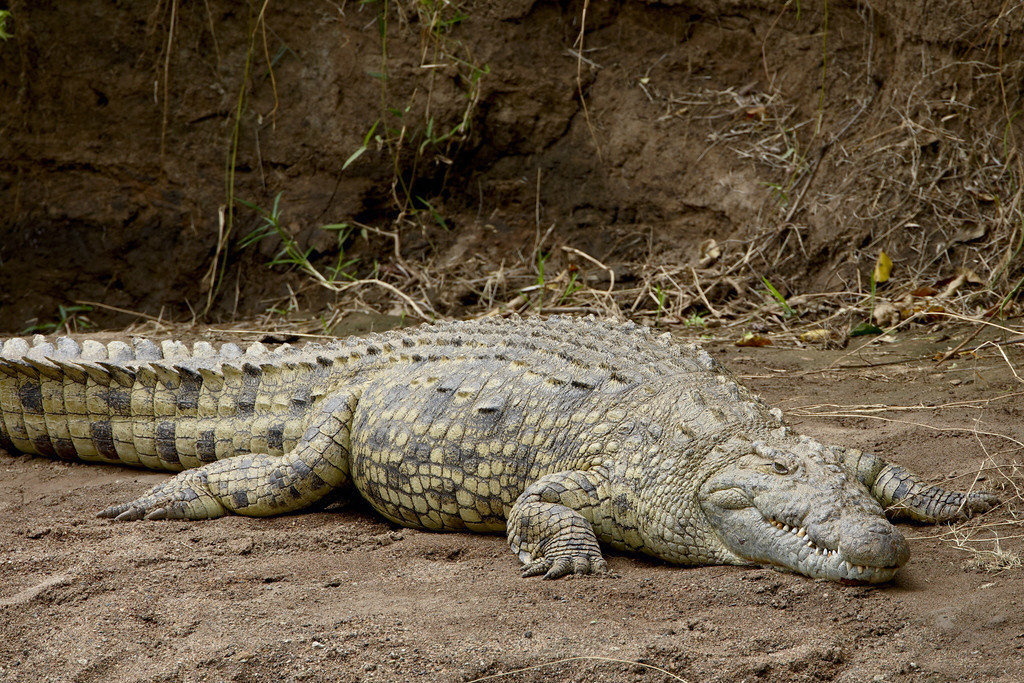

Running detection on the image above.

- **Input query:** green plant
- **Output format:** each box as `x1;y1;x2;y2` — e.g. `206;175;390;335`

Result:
0;10;13;40
851;272;884;335
535;251;550;287
518;251;553;311
761;276;795;317
413;196;449;231
359;0;488;224
558;271;583;304
419;0;467;32
343;120;381;171
684;311;707;328
321;223;361;281
654;284;667;326
239;193;360;285
760;181;790;207
200;0;281;314
238;193;291;258
23;304;93;335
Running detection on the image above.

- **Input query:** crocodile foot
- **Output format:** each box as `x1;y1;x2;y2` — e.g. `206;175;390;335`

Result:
508;497;611;580
97;469;228;521
896;488;1002;523
873;462;1002;523
520;551;609;579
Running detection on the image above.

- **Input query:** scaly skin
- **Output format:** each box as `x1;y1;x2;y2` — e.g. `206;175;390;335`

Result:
0;316;998;582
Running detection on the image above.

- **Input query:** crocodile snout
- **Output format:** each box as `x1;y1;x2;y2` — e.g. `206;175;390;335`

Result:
836;517;910;568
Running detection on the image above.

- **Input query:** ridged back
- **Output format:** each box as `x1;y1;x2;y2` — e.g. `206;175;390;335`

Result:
0;316;777;471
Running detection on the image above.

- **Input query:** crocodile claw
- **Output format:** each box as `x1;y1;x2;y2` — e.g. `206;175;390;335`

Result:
98;504;147;522
98;499;171;521
97;470;228;521
521;553;609;579
143;507;169;521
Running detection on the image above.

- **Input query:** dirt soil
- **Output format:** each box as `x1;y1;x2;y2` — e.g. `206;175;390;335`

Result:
2;329;1022;683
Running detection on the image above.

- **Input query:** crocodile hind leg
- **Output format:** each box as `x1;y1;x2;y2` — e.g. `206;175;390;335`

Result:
506;469;616;579
97;393;356;521
841;448;999;523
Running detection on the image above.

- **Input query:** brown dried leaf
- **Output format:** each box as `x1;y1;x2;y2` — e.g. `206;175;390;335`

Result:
937;273;967;299
699;239;721;267
920;303;947;323
745;106;766;120
800;329;832;344
872;302;900;327
966;186;996;202
957;267;984;285
736;332;772;347
951;224;987;245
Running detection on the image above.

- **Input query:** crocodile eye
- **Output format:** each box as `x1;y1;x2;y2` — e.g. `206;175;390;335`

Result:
772;461;791;475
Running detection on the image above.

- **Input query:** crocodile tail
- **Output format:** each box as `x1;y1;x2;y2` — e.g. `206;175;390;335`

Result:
0;336;327;471
841;448;999;523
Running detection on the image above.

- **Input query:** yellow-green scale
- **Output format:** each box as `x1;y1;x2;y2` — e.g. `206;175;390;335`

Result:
347;356;635;536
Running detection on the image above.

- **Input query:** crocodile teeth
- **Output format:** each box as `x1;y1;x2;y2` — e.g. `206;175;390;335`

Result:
782;524;791;533
806;541;814;549
796;527;806;538
789;527;798;535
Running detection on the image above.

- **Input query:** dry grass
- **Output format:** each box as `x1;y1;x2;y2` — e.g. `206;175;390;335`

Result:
945;489;1024;574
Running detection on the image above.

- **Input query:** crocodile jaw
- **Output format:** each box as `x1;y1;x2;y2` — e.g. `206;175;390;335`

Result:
700;487;908;584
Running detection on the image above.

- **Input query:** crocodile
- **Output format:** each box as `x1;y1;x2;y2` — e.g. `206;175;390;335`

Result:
0;316;997;583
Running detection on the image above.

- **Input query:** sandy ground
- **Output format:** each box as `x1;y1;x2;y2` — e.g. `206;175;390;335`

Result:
2;329;1023;683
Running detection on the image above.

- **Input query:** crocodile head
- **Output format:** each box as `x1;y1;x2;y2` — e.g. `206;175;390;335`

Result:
697;436;910;583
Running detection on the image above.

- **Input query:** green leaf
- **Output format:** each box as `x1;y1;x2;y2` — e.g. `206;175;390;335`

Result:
342;146;368;171
0;10;12;41
851;322;883;336
761;276;795;317
343;121;380;170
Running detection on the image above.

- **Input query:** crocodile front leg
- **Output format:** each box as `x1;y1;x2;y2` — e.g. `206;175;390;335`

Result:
97;393;356;521
841;449;999;523
506;469;616;579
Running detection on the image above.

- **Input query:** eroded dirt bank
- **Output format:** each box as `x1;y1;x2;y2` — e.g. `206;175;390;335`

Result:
1;332;1022;683
1;0;1022;330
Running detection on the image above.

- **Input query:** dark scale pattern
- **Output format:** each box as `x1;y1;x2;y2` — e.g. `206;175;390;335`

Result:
0;317;1001;583
17;381;43;413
